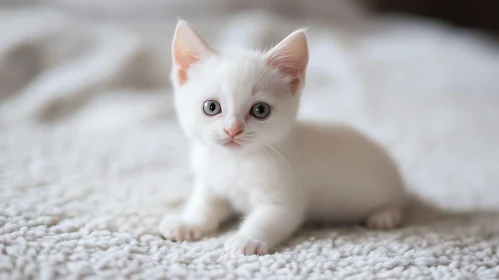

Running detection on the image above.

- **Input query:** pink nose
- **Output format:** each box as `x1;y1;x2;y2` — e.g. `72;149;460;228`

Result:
224;124;243;137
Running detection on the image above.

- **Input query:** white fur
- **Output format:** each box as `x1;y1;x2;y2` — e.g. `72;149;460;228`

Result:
160;21;407;255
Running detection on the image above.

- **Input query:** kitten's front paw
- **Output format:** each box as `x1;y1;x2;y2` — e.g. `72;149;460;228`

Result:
225;235;271;255
159;216;213;241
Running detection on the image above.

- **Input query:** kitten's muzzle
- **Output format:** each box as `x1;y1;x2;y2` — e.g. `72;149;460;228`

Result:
220;122;244;147
223;124;243;138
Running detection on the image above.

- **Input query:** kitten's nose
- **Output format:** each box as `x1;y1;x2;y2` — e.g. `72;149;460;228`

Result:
224;123;243;137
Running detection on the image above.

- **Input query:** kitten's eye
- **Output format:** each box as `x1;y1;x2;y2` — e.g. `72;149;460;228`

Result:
250;102;271;119
203;100;221;116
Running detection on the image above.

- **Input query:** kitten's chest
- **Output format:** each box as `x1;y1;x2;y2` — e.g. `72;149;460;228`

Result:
192;151;267;212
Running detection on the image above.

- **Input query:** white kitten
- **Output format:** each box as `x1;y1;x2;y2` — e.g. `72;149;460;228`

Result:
160;21;407;255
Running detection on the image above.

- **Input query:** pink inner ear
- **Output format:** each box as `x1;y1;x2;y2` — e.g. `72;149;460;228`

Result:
267;57;305;78
266;30;309;94
177;68;189;86
289;76;301;93
174;49;199;86
171;21;215;86
267;57;305;94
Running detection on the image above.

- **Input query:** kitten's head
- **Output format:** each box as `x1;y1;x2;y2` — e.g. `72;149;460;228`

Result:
171;21;308;154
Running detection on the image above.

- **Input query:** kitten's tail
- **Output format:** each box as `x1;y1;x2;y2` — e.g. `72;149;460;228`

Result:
404;192;498;226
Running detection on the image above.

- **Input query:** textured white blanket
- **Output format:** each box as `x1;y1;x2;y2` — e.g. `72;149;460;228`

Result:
1;6;499;279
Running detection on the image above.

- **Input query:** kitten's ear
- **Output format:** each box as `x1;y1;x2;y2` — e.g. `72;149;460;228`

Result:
172;20;215;86
266;29;309;94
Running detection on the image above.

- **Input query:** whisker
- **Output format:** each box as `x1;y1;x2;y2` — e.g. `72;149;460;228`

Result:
174;152;189;169
268;141;293;158
254;135;297;160
255;146;269;175
262;142;293;176
262;135;297;156
260;145;277;175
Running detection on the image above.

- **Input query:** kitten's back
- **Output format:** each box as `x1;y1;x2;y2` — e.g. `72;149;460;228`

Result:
288;122;406;222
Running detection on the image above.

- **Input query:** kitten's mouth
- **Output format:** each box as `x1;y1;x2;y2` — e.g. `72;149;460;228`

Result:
222;140;241;147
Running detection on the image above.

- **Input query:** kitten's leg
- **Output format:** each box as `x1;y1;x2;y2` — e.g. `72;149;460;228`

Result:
225;205;304;255
160;181;231;241
365;205;403;229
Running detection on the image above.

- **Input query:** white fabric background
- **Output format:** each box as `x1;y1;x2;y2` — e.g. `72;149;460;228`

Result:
1;4;499;279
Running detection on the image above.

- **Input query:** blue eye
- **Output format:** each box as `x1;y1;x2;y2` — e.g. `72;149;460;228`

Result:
203;100;221;116
250;102;271;119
